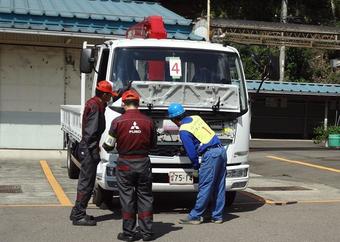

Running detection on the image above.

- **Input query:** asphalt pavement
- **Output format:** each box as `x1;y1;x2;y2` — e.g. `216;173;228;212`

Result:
249;139;340;203
0;139;340;242
1;203;340;242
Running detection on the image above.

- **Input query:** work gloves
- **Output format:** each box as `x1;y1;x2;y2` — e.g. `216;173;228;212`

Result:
192;163;200;178
193;169;199;178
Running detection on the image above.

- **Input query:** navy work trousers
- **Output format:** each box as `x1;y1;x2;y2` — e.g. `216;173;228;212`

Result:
70;146;100;220
189;146;227;221
116;157;153;237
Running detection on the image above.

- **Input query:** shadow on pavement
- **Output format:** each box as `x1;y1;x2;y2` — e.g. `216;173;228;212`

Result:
94;211;121;222
153;191;265;214
91;190;265;224
153;192;196;214
152;222;183;240
226;191;265;213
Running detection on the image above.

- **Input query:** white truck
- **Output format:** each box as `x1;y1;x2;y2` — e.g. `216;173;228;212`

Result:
61;16;250;207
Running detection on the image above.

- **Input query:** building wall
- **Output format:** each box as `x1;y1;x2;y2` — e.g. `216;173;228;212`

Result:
0;44;82;149
250;95;337;139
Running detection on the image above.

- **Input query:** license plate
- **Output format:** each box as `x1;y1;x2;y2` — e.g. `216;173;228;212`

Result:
169;172;193;185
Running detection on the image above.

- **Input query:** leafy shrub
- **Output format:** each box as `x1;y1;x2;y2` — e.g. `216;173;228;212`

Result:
313;125;340;144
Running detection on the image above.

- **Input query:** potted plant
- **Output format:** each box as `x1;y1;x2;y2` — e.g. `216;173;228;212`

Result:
313;125;340;148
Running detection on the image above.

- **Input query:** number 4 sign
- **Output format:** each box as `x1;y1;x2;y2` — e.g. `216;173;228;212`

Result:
169;57;182;79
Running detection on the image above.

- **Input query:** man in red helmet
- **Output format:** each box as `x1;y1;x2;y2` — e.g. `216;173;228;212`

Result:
70;80;118;226
103;90;156;241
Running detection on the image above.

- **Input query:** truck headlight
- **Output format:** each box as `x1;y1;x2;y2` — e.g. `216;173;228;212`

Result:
226;168;248;178
106;166;116;176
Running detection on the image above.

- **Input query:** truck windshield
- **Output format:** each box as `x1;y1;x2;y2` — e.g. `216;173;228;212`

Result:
111;47;248;111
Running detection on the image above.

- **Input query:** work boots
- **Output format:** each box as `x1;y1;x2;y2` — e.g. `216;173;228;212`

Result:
72;215;97;226
117;232;141;242
70;202;96;226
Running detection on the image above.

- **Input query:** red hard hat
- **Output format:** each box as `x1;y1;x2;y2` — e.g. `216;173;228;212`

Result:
122;90;140;103
96;81;117;96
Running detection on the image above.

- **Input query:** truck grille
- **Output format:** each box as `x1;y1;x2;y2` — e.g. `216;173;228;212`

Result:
150;144;186;156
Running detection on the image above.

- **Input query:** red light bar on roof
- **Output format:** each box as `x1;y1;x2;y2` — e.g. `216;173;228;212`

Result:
126;15;167;39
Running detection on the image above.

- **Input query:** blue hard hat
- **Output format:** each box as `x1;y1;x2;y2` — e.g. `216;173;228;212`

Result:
168;103;185;119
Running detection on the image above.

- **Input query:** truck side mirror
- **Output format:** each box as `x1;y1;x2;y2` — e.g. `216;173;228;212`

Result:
80;48;95;73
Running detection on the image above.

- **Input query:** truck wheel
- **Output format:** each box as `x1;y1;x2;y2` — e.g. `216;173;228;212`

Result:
226;191;237;207
67;144;80;179
93;184;114;208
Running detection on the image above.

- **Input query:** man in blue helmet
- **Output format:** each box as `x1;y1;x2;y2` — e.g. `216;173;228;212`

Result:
168;103;228;224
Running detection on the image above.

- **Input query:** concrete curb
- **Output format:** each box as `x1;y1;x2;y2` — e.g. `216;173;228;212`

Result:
0;149;67;161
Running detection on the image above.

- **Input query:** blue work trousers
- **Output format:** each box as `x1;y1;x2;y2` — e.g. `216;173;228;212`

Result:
189;146;227;221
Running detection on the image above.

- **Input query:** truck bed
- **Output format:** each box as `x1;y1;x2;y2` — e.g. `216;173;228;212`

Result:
61;105;82;142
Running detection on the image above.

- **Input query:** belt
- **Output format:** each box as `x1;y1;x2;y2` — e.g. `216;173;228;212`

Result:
119;154;148;160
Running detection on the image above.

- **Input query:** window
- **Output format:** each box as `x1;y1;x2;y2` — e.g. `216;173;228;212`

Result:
111;47;248;111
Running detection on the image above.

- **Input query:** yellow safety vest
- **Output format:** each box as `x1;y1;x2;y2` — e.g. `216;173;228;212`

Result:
180;116;215;144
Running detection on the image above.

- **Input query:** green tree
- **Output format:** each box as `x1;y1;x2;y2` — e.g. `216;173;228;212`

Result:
231;44;279;80
285;48;339;83
157;0;339;23
155;0;340;83
289;0;337;25
285;48;314;82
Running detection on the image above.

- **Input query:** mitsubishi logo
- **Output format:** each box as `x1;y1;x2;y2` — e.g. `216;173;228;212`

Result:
129;121;141;134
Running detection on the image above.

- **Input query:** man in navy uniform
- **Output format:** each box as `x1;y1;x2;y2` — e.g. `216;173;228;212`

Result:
70;80;118;226
167;103;227;225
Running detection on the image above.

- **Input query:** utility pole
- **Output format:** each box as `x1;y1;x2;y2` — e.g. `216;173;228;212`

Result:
330;0;336;23
207;0;210;42
279;0;288;82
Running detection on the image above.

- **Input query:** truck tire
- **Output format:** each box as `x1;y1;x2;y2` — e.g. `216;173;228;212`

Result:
226;191;237;207
93;184;114;208
67;143;80;179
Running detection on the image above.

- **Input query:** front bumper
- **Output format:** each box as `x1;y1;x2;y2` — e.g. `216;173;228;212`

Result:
96;161;249;192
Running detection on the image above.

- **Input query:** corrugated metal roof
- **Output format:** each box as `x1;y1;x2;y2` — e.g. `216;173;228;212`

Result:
247;80;340;96
0;0;202;40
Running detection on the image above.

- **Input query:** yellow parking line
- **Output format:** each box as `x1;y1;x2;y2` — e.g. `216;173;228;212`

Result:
297;199;340;204
266;155;340;173
40;160;72;206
